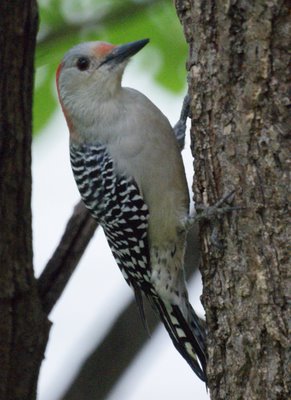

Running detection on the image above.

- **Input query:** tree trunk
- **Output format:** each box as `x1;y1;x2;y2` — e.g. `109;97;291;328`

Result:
176;1;290;399
0;2;50;399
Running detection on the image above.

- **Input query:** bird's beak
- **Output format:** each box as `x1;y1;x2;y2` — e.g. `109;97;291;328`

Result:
101;39;149;66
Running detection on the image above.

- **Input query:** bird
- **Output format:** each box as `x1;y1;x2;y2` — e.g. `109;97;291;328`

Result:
56;38;207;382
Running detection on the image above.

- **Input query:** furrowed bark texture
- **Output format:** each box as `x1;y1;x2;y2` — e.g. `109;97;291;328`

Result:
0;2;50;399
176;1;290;399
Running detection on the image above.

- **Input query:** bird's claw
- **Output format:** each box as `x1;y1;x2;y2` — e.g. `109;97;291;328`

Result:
188;190;241;225
187;190;242;249
173;93;191;151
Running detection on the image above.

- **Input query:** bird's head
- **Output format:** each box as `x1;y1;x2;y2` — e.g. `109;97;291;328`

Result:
56;39;149;124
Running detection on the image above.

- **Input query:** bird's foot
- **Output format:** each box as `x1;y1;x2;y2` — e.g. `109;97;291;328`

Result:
191;190;241;223
187;190;242;248
173;93;190;151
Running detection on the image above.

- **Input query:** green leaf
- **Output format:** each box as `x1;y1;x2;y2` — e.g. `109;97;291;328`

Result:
33;64;58;135
102;1;187;92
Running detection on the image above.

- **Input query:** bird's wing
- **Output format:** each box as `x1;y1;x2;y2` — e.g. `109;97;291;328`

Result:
70;142;153;319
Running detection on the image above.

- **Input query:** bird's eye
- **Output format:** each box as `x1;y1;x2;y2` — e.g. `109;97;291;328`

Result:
76;57;90;71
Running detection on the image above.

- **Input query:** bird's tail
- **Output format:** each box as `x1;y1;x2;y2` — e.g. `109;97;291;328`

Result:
152;296;207;382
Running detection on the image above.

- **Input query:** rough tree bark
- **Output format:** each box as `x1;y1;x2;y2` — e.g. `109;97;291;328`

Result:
0;2;50;400
176;1;290;399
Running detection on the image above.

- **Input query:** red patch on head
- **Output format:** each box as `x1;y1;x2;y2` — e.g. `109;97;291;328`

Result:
55;60;77;139
55;61;72;130
93;42;116;58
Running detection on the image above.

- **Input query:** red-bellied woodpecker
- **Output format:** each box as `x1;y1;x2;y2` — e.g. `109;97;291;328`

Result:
56;39;207;382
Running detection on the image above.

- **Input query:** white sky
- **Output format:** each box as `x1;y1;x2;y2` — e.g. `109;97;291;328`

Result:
33;58;210;400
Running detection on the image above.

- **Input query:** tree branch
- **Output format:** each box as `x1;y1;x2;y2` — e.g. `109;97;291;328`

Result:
38;200;98;314
61;298;158;400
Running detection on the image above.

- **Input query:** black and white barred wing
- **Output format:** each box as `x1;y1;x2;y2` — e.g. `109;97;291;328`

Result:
70;143;207;381
70;143;152;293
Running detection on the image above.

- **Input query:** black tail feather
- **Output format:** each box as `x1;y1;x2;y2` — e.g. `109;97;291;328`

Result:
152;297;207;382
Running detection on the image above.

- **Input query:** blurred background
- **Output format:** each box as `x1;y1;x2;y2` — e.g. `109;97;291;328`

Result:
33;1;209;399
